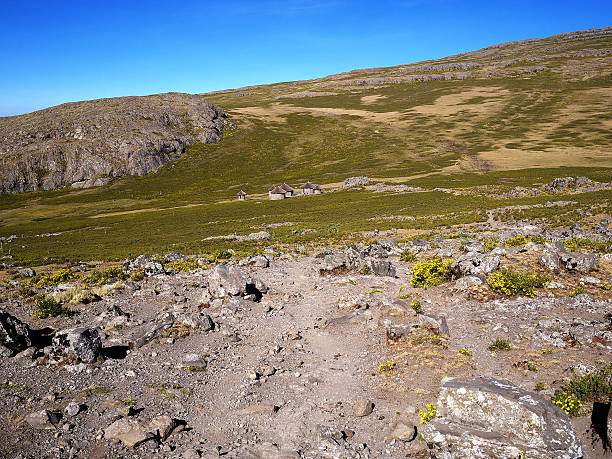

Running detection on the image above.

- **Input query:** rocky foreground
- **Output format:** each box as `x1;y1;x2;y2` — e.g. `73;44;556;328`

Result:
0;93;228;193
0;221;611;458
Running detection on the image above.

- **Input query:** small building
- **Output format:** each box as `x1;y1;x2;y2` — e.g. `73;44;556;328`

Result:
313;184;322;194
237;190;246;201
269;186;286;200
301;182;314;195
280;183;294;197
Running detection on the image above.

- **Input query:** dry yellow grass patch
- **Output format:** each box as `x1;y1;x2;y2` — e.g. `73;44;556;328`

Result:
360;94;387;104
407;87;510;117
477;147;612;171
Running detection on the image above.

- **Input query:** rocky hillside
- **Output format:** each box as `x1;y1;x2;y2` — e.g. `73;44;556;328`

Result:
0;93;228;193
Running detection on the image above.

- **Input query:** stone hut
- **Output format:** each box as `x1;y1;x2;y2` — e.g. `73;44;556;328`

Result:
301;182;314;195
280;183;294;197
269;186;286;200
313;184;322;194
237;190;246;201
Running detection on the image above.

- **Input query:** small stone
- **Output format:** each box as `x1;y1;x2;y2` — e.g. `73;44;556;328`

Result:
64;402;80;417
104;418;154;447
25;410;61;430
353;399;374;417
149;415;177;441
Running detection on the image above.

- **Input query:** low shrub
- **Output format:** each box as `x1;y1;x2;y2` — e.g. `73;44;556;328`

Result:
459;348;471;357
82;266;127;286
30;294;71;319
504;235;548;247
410;257;452;288
29;269;77;288
418;403;437;424
564;238;612;254
399;250;417;262
488;338;511;351
208;250;232;263
378;360;395;375
166;259;199;273
551;391;582;417
563;363;612;402
129;268;146;282
411;299;423;314
483;238;499;251
487;268;549;297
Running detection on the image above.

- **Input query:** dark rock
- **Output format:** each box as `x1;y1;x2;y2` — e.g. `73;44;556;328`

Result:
50;327;102;363
0;311;33;354
367;259;396;277
133;321;175;348
421;377;583;459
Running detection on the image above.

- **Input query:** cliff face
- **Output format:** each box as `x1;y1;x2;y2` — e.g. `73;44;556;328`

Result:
0;92;228;193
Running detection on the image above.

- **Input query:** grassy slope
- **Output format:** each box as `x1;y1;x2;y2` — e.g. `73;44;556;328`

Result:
0;28;610;265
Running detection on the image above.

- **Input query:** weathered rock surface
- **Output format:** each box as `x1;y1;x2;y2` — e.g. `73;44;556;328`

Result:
421;377;583;459
451;252;500;277
0;93;227;193
559;251;599;272
104;418;155;447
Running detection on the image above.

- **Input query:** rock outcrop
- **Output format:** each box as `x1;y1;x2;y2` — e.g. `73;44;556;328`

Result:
0;93;228;193
421;377;583;459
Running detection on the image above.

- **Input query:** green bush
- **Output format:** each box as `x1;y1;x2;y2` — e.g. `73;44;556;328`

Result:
487;268;549;297
411;299;423;314
208;250;232;263
129;268;146;281
483;238;499;251
166;259;199;273
400;250;417;262
30;294;71;319
488;338;511;351
504;235;548;247
82;266;128;286
563;363;612;402
29;269;77;288
410;257;452;288
551;391;582;417
564;238;612;254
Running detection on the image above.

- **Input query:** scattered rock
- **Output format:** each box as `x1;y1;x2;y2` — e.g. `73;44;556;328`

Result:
353;399;374;417
343;176;370;188
149;415;178;441
451;252;500;277
64;402;80;417
25;410;61;430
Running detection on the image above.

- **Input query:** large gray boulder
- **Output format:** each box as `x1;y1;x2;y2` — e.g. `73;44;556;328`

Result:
421;377;582;459
540;249;560;272
559;252;599;272
49;327;102;363
367;259;396;277
0;312;33;354
451;252;500;277
207;264;248;298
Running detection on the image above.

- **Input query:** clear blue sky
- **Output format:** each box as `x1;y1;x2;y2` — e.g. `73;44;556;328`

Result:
0;0;610;116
